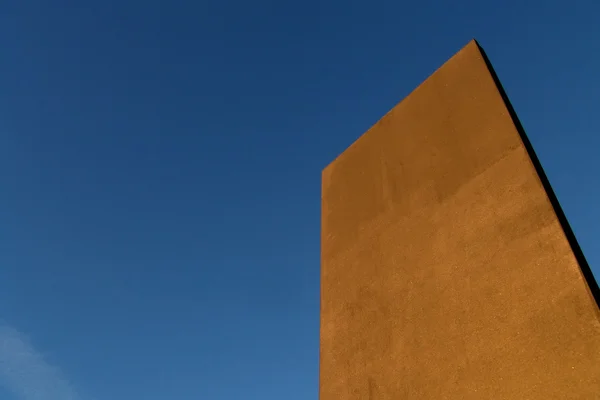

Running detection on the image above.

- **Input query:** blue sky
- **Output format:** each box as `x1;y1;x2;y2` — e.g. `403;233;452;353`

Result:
0;1;599;399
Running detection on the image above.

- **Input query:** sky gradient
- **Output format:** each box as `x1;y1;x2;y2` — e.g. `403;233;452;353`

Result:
1;1;599;399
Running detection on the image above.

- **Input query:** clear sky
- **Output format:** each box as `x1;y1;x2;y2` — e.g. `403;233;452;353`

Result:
0;1;598;399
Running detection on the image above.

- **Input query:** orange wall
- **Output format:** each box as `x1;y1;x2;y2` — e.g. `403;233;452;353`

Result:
320;40;600;399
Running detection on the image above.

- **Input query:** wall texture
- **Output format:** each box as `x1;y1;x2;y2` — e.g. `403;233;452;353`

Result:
320;40;600;399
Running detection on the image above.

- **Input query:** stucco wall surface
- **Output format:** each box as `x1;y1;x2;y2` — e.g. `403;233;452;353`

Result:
320;40;600;399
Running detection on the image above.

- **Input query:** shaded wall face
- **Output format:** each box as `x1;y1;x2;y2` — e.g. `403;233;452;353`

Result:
320;41;600;399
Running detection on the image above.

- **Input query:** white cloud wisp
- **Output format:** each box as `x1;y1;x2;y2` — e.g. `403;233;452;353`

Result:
0;324;81;400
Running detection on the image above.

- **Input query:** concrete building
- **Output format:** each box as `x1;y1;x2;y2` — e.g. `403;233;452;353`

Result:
320;40;600;399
